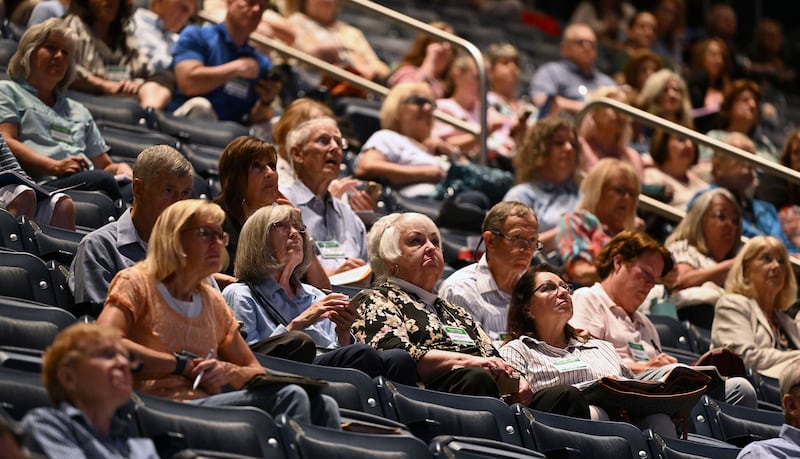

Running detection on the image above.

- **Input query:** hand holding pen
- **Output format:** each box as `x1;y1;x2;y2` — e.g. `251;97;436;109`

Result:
192;348;215;390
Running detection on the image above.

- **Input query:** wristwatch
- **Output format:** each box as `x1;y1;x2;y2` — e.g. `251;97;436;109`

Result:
173;352;190;376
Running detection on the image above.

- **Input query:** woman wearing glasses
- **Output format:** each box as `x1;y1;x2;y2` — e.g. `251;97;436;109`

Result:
504;117;581;252
223;204;416;384
555;158;642;286
570;231;757;407
354;82;460;199
500;265;675;436
711;236;800;379
97;199;341;428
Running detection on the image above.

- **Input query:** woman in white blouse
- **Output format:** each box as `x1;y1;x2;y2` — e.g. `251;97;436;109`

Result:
500;265;675;436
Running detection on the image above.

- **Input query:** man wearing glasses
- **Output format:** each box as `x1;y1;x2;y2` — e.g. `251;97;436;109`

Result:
439;201;540;340
738;359;800;457
529;23;616;117
281;117;369;276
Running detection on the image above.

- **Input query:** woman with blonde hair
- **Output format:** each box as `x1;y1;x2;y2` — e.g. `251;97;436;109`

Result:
556;158;642;285
98;199;340;427
634;69;694;150
711;236;800;378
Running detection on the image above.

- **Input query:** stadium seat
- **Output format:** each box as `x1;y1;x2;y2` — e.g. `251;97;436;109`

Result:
429;435;546;459
0;295;76;350
0;366;51;420
691;395;782;447
0;208;25;252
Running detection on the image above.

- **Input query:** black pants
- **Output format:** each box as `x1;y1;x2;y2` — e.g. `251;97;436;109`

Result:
314;344;417;386
426;367;500;397
528;385;590;419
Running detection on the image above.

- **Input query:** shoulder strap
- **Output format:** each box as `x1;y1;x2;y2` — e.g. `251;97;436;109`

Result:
244;281;289;327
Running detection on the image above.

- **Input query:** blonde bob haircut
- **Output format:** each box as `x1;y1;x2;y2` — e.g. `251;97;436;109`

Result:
368;212;440;284
636;69;694;128
725;236;797;312
8;18;78;93
577;158;640;231
42;323;122;405
141;199;228;281
380;82;434;133
234;205;313;282
665;188;742;259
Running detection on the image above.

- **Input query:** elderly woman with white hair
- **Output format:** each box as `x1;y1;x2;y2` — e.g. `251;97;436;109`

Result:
352;212;591;417
223;204;416;385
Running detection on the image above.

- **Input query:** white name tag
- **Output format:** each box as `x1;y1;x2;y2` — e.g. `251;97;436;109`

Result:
223;79;250;99
106;65;130;82
444;326;475;346
628;341;650;362
49;124;73;144
551;356;589;373
315;240;347;259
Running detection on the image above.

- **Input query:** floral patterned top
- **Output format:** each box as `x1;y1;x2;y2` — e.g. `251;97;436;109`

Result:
555;209;615;275
352;280;498;363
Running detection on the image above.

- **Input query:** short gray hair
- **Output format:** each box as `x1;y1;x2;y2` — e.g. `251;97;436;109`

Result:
368;212;439;283
8;18;78;93
285;116;339;170
234;205;313;282
133;145;194;182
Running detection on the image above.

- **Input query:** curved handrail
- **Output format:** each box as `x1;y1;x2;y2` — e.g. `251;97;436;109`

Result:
197;4;490;164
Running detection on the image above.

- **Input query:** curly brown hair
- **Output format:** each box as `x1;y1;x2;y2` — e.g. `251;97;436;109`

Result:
513;117;578;184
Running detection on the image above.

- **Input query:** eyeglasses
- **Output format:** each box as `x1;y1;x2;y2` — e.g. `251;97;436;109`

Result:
607;186;637;199
533;281;573;295
181;226;229;246
86;346;143;372
271;220;307;235
490;230;543;251
756;253;785;266
313;133;348;150
401;94;437;110
569;38;596;48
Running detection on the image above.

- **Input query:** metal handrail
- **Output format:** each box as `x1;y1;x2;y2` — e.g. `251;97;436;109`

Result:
576;97;800;184
198;3;490;164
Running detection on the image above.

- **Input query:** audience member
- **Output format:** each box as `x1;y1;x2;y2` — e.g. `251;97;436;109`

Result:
691;132;796;252
132;0;196;76
529;23;616;116
650;0;686;69
0;133;75;229
757;128;800;248
701;3;745;78
168;0;280;125
568;0;635;51
223;204;416;384
745;18;797;95
439;202;540;339
663;188;741;311
578;85;644;177
353;212;590;417
62;0;172;109
501;265;676;437
270;97;334;187
571;230;757;407
432;54;514;161
504;117;581;250
619;49;663;100
0;18;130;202
22;323;159;458
737;359;800;457
644;128;708;209
633;68;693;150
286;0;388;89
686;37;730;114
609;12;661;84
281;117;368;275
556;158;641;286
354;82;457;199
70;145;193;312
97;199;341;428
711;236;800;379
388;21;455;99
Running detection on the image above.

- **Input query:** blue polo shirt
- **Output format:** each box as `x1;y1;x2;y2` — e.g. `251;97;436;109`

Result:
169;22;272;122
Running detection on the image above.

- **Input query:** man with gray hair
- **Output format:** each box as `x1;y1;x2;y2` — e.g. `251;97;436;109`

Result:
737;359;800;457
70;145;194;312
281;117;368;276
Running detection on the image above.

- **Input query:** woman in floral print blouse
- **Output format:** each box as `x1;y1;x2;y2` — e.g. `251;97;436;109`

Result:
352;212;591;418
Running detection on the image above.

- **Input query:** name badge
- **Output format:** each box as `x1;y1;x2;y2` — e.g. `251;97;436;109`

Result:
106;65;130;82
551;356;589;373
49;125;73;144
443;326;475;346
223;79;250;100
315;240;347;259
628;341;650;362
